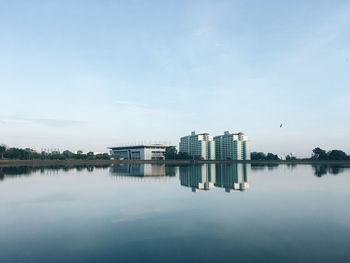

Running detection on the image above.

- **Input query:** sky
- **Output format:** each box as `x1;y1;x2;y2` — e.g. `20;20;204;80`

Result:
0;0;350;156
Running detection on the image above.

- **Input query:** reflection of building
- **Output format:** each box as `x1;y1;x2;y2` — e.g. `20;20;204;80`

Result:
179;164;251;192
179;132;215;160
110;164;166;177
214;131;250;160
108;145;166;160
215;164;251;192
179;164;216;191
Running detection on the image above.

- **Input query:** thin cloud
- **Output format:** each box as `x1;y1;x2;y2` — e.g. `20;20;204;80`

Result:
115;100;149;108
0;115;84;128
33;118;83;128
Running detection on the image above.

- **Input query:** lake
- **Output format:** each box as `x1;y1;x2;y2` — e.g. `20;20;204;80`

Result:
0;163;350;262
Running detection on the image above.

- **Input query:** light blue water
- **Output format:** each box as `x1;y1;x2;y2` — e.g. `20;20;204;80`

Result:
0;164;349;262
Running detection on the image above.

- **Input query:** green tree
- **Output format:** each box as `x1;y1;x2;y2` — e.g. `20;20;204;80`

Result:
165;146;177;159
266;153;279;160
327;150;349;160
286;154;297;161
86;152;94;159
177;152;192;160
251;152;266;160
312;147;328;160
0;145;7;159
62;150;75;159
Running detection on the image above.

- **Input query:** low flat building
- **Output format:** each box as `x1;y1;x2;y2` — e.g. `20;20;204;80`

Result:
108;145;167;160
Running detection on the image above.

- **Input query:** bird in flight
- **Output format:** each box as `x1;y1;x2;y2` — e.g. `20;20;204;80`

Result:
280;124;283;128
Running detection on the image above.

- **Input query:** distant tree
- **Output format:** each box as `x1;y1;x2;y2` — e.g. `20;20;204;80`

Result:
86;152;94;159
311;147;349;161
165;146;178;160
95;153;110;160
0;145;112;161
177;152;193;160
312;147;328;160
286;154;297;161
0;145;7;159
327;150;349;161
62;150;74;159
251;152;266;160
266;153;279;160
50;150;62;160
76;150;84;159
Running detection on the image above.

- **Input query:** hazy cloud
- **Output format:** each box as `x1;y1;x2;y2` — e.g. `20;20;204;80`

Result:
0;116;83;128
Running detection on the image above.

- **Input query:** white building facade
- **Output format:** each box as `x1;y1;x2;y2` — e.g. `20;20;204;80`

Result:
179;131;215;160
214;131;250;161
108;145;167;160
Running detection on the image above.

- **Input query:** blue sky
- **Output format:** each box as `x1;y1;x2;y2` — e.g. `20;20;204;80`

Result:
1;0;350;156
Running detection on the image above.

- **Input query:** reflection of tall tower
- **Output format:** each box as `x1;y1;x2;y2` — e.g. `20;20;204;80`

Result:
215;164;251;192
179;164;216;192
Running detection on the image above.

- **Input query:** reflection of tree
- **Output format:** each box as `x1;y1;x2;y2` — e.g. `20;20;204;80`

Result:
329;166;344;175
251;164;279;171
267;164;279;170
313;165;328;177
165;166;177;177
0;165;111;182
286;163;297;169
312;165;345;177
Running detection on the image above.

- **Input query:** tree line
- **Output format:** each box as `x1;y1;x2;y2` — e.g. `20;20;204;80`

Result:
0;145;110;160
251;147;350;161
1;144;349;161
164;146;193;160
251;152;296;161
310;147;350;161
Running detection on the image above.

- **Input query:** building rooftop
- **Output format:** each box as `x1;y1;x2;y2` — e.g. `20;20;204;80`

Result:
108;145;167;150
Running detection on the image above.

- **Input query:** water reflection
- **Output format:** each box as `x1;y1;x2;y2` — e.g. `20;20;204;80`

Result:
0;165;110;181
1;163;349;184
180;164;251;192
250;163;348;177
179;164;216;191
312;164;345;177
1;163;350;263
215;164;251;192
251;163;279;171
109;164;176;178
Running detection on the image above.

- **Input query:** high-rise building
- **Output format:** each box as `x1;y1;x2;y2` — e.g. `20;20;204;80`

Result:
179;131;215;160
214;131;250;160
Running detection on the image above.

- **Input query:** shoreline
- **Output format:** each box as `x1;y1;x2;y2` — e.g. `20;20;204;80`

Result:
1;159;350;167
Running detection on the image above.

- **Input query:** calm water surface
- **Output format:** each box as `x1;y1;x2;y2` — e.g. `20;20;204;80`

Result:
0;164;350;262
